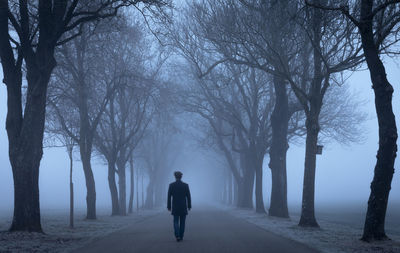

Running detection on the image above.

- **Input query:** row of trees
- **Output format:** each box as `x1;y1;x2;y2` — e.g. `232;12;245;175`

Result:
46;17;157;218
0;0;172;232
45;13;187;224
164;0;400;242
0;0;399;244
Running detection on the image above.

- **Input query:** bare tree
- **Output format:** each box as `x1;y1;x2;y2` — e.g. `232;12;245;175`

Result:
176;0;365;226
91;21;156;216
307;0;400;241
175;61;277;212
48;22;125;219
185;112;242;206
167;0;302;216
129;83;181;209
0;0;168;232
140;115;181;209
251;0;363;226
128;156;135;213
101;82;154;215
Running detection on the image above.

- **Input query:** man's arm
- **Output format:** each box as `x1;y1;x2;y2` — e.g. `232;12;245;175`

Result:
186;184;192;210
167;184;172;211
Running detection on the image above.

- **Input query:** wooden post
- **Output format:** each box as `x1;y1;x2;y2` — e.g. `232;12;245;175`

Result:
136;166;139;212
68;145;74;228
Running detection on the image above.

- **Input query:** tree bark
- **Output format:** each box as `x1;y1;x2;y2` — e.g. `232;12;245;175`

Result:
6;50;55;231
145;182;154;209
78;73;97;219
254;156;266;213
8;75;54;231
81;153;96;219
117;158;127;216
236;182;245;208
145;173;155;209
299;117;320;227
10;156;42;232
298;2;323;227
0;1;59;230
237;167;255;208
233;176;238;206
107;161;119;216
154;178;163;208
268;76;289;218
128;159;134;214
359;0;398;242
223;174;228;204
228;172;233;205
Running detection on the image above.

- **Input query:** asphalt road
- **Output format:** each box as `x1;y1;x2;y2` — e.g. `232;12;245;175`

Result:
73;208;319;253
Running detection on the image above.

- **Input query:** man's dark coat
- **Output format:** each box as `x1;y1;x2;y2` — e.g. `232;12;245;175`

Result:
167;180;191;216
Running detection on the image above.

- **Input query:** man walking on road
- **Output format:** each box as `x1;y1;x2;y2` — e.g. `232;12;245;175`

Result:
167;171;191;242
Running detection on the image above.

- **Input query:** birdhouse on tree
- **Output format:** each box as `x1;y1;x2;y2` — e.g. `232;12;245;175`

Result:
316;145;323;155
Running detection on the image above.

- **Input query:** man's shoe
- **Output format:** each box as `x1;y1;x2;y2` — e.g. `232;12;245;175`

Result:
176;237;181;242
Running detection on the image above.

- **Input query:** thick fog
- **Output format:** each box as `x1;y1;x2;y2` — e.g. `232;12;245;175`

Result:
0;60;399;214
2;1;400;252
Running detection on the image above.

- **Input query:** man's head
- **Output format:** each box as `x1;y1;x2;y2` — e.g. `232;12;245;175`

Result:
174;171;183;180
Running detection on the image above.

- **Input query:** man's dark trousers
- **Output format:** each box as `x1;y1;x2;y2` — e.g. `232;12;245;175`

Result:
173;215;186;239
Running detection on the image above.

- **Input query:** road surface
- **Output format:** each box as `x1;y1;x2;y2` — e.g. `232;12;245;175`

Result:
73;208;319;253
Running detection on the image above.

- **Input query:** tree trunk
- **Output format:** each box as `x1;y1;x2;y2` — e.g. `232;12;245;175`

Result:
3;67;43;232
299;117;319;227
144;171;155;209
9;158;42;232
237;168;255;208
136;168;140;211
81;153;96;219
68;147;74;228
0;1;24;232
359;0;398;241
117;159;127;216
128;159;134;214
254;157;266;213
6;48;55;231
236;181;245;208
299;3;323;227
8;81;52;231
228;172;233;205
70;181;74;228
141;174;144;208
233;177;238;206
223;174;228;204
78;76;97;219
268;77;289;218
154;178;163;208
107;161;119;216
145;183;154;209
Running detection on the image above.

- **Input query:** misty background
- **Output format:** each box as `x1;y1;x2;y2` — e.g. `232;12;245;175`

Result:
1;58;399;214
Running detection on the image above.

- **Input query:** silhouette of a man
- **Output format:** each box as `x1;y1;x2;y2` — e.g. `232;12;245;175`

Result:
167;171;191;242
